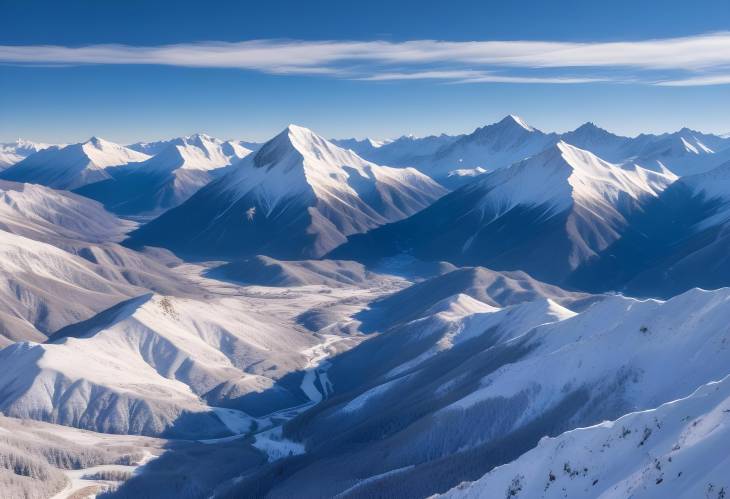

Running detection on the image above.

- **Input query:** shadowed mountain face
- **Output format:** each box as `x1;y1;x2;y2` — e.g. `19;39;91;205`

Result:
331;142;675;287
126;125;446;259
330;147;730;301
568;165;730;297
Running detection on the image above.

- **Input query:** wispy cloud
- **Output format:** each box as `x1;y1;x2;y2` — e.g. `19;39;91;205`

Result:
2;32;730;85
656;74;730;86
358;70;606;85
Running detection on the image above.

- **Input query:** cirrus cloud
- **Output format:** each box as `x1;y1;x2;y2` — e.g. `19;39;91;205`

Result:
1;32;730;86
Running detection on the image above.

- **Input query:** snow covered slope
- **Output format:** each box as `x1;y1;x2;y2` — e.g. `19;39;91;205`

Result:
0;139;55;170
331;137;391;158
0;293;316;438
434;288;730;433
681;160;730;226
229;296;577;497
629;128;730;176
558;122;633;162
129;136;259;156
0;224;195;346
127;138;176;156
0;180;133;243
127;124;446;259
334;116;552;186
567;159;730;297
77;133;252;217
0;229;142;344
412;115;557;181
0;180;201;345
137;133;250;173
210;256;375;288
340;133;461;173
248;286;730;498
356;265;594;333
442;374;730;499
0;137;150;190
0;414;159;499
555;123;730;175
335;120;730;186
332;141;675;285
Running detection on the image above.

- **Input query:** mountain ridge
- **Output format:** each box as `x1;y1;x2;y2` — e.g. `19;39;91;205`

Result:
126;124;446;259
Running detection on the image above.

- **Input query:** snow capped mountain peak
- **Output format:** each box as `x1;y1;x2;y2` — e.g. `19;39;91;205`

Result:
229;123;446;212
250;124;321;170
144;133;250;172
86;135;105;145
504;114;535;132
463;297;577;340
557;122;631;162
285;123;326;147
76;133;254;217
470;141;674;220
77;136;150;167
551;141;674;206
128;124;446;258
569;121;615;138
416;115;556;180
185;131;213;141
628;128;730;176
83;135;137;156
479;114;541;137
77;136;146;165
0;137;150;189
249;124;367;176
277;124;338;160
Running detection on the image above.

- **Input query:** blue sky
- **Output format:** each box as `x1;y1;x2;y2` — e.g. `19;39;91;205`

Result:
1;0;730;143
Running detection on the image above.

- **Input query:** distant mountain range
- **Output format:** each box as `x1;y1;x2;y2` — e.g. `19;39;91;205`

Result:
77;133;252;217
0;139;57;169
0;137;150;189
336;115;730;183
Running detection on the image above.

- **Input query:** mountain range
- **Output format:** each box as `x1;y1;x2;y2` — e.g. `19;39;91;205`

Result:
0;139;56;169
0;137;150;190
332;141;677;288
126;125;446;258
337;116;730;184
2;116;730;499
77;133;252;217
